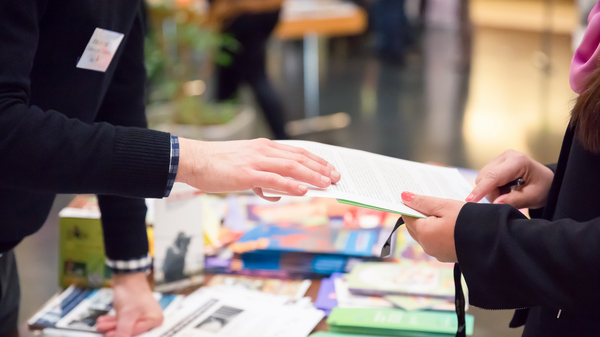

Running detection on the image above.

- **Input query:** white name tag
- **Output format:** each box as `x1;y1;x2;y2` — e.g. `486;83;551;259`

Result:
76;28;125;72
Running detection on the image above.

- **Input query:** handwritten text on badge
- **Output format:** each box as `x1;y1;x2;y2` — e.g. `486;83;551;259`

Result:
76;28;124;72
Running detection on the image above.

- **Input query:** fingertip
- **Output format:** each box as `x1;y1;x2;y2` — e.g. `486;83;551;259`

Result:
331;170;341;182
401;191;414;202
298;184;308;194
465;193;474;202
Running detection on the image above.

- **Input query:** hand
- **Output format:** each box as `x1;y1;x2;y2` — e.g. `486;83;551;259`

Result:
401;191;464;263
176;138;341;201
96;272;163;337
465;150;554;209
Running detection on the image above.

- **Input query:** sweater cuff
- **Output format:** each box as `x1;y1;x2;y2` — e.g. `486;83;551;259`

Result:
106;253;152;274
109;126;171;199
164;135;179;197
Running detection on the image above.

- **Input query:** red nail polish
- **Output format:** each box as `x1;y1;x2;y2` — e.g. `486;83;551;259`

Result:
401;191;414;202
466;193;474;201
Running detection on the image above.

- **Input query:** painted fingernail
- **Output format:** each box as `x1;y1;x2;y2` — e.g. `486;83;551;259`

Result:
298;185;308;194
321;176;331;184
331;171;341;180
401;191;414;202
493;199;504;204
466;193;474;201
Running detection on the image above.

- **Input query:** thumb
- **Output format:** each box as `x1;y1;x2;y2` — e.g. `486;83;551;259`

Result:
492;191;526;208
114;311;137;337
401;191;444;217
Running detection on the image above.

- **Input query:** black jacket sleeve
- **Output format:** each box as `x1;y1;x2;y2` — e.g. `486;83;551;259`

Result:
0;0;170;198
455;203;600;312
527;162;558;219
95;9;151;265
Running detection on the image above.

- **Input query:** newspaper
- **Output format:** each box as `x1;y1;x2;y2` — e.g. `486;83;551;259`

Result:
140;286;324;337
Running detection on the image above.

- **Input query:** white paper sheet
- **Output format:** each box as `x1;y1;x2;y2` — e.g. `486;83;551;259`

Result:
264;140;476;218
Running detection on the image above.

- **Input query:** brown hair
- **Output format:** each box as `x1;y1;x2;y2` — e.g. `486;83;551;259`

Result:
570;65;600;154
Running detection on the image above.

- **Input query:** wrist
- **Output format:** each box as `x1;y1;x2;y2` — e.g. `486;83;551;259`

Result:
111;272;150;289
175;138;204;185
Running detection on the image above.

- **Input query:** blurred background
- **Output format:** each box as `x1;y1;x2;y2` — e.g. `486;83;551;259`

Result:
17;0;596;336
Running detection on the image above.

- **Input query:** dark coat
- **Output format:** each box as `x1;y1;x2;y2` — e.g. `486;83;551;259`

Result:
456;125;600;336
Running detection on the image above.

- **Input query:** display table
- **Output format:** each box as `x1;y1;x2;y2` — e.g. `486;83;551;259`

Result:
275;0;367;132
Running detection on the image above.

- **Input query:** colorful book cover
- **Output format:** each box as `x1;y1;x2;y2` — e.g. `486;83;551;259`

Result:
27;286;92;330
54;288;181;332
206;275;311;300
59;197;111;288
327;308;474;336
333;274;394;310
153;183;205;292
231;223;383;257
246;196;397;229
314;276;338;316
384;295;453;312
346;262;455;299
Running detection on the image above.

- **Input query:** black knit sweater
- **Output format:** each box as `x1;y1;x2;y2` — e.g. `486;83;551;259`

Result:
0;0;171;264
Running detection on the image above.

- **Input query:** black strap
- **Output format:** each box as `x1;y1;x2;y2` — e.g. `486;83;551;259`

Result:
454;263;466;337
380;217;404;258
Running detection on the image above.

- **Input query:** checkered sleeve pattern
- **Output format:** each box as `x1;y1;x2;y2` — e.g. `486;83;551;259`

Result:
164;135;180;198
106;253;152;274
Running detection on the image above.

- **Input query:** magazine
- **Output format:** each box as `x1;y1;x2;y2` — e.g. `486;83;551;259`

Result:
140;287;324;337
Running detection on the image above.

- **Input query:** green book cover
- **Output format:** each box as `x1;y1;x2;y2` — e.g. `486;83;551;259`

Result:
327;308;474;336
59;202;111;288
310;332;387;337
346;262;456;299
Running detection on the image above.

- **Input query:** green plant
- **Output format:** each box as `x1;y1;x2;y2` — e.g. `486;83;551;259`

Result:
145;4;240;126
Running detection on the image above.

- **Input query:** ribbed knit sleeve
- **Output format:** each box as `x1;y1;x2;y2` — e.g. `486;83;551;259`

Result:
110;126;171;199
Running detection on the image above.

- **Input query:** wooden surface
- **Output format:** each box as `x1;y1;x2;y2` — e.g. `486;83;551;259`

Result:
275;7;367;39
305;279;329;333
470;0;577;34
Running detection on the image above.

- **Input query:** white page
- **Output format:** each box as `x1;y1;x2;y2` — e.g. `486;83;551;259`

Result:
264;140;475;218
140;287;323;337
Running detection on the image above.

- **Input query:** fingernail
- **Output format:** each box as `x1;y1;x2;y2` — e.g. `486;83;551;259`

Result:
331;171;341;180
298;185;308;194
401;191;414;202
466;193;474;201
321;176;331;184
493;199;504;204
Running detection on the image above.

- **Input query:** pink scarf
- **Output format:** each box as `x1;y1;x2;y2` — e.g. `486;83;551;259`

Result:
570;1;600;93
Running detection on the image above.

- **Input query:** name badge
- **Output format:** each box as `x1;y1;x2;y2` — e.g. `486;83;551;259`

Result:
76;28;125;72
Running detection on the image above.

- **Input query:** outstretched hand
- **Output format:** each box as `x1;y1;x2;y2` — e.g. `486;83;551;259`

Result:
465;150;554;209
96;273;163;337
176;138;341;201
401;191;464;263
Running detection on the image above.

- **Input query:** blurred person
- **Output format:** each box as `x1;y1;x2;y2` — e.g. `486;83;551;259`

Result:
400;2;600;336
207;0;289;139
0;1;340;336
371;0;412;64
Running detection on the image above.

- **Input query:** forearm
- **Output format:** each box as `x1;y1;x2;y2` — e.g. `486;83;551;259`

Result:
98;196;152;274
456;203;600;312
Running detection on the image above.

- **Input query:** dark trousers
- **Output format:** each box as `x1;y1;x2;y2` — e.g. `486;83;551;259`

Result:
372;0;410;60
0;250;20;336
216;10;288;140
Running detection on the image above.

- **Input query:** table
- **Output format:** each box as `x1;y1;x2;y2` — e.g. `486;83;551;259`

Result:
275;0;367;135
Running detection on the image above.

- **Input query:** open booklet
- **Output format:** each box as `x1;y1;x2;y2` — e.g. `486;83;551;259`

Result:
264;140;477;218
